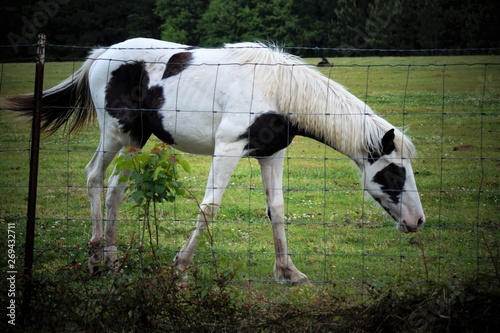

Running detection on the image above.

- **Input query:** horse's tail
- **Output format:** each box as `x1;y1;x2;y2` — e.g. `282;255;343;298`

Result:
1;48;107;135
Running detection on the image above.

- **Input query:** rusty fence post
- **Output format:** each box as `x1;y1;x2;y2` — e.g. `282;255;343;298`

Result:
22;33;46;323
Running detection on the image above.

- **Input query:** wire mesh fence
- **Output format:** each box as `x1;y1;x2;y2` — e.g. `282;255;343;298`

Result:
1;41;499;330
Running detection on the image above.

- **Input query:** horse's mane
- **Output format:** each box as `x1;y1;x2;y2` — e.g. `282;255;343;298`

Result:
223;42;416;160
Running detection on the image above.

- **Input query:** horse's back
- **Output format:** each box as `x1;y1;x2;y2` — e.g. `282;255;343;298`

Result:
109;38;187;50
87;39;186;109
85;38;279;155
89;38;190;81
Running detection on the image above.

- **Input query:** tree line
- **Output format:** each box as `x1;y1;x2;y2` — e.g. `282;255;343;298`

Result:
2;0;499;60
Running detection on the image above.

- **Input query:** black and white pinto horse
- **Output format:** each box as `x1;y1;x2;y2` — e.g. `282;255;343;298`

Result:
4;38;425;284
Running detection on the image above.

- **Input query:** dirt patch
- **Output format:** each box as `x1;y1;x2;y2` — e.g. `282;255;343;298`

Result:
453;144;475;151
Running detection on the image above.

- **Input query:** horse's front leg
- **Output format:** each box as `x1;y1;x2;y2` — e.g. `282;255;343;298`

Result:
259;151;309;284
173;143;244;282
172;202;219;281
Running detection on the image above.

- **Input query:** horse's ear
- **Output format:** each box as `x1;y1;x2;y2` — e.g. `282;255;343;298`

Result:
381;129;396;155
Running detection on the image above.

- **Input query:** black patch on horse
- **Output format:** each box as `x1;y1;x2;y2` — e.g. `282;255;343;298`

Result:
105;61;174;147
162;52;192;79
238;113;298;158
239;112;327;158
368;129;396;164
372;163;406;204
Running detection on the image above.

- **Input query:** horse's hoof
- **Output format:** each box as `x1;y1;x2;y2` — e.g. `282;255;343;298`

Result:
88;241;104;273
172;265;189;285
104;246;119;272
275;264;309;285
88;253;102;273
291;275;311;286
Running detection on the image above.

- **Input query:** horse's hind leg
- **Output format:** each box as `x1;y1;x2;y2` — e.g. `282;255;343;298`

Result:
259;151;309;284
85;135;127;272
101;158;136;270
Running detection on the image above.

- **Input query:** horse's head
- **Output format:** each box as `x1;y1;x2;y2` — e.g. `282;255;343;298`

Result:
359;129;425;233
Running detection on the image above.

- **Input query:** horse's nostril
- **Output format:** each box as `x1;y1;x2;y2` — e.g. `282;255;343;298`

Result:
403;220;420;233
417;217;424;227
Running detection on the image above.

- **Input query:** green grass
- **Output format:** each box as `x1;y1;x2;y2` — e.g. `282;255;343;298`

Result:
1;56;499;317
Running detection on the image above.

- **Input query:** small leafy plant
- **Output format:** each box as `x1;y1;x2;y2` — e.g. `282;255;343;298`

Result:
113;143;240;293
113;142;191;259
115;142;191;205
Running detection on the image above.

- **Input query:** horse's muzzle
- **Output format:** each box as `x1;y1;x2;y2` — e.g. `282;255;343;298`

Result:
399;217;425;233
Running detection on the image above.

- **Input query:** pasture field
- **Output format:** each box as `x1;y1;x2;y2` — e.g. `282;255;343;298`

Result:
0;56;499;331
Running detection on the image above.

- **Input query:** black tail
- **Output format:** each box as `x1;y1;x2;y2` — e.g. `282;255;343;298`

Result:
1;48;105;135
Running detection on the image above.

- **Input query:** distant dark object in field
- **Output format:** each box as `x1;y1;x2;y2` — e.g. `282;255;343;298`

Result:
453;144;474;151
317;57;333;67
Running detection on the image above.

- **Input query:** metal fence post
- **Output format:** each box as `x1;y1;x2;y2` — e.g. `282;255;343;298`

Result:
22;33;46;322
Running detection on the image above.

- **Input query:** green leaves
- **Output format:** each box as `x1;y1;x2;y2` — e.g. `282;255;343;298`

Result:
113;143;191;262
114;143;190;207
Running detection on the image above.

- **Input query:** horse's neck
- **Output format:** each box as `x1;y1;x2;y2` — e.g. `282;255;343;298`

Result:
281;74;373;160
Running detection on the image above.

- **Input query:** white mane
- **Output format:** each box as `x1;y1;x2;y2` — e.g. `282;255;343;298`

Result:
223;42;416;159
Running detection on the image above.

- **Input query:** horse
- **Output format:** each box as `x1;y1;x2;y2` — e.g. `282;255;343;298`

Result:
3;38;425;284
